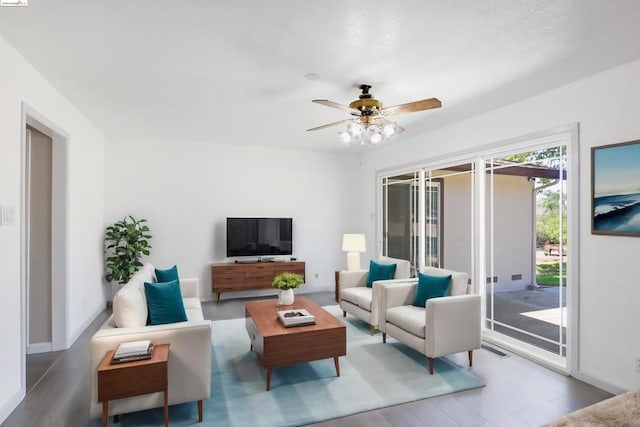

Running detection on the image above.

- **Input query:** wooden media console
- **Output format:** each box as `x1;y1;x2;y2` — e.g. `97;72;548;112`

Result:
210;261;305;301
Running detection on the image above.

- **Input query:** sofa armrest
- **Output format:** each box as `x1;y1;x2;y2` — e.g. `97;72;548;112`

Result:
380;280;417;308
425;294;481;358
377;281;418;332
372;278;416;287
370;279;415;327
90;318;212;418
180;277;199;299
338;270;368;291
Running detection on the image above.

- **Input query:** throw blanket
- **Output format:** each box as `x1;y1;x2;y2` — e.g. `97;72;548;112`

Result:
545;390;640;426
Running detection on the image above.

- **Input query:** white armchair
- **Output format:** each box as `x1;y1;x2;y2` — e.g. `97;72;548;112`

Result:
339;256;411;334
378;266;481;374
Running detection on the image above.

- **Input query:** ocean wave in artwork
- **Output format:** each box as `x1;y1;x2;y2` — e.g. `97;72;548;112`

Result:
594;192;640;233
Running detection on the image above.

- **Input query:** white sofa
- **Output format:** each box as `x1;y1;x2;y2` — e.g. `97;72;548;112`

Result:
339;256;412;334
378;266;481;374
90;263;212;422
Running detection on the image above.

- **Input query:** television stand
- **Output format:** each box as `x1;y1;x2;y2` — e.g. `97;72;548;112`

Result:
210;261;305;302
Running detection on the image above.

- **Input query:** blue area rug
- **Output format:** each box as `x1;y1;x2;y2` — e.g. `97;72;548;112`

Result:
100;305;484;426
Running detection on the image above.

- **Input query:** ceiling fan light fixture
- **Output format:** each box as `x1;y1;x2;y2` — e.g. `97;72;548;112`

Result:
368;128;383;145
309;85;441;147
338;130;351;145
347;121;364;137
382;122;396;137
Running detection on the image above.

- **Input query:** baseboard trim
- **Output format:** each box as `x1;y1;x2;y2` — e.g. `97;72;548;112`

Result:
572;370;627;395
0;386;25;425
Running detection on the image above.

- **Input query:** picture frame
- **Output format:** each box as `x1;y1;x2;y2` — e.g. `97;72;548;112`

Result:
591;139;640;236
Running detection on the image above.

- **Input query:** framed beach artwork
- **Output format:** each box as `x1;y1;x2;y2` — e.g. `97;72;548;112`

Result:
591;139;640;236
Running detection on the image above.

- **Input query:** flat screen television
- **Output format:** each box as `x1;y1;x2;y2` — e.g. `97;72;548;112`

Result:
226;217;293;257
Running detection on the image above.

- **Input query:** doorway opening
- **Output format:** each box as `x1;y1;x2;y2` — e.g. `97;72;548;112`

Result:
21;104;69;394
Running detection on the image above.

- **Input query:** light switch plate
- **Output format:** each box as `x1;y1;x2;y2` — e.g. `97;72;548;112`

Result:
0;206;15;225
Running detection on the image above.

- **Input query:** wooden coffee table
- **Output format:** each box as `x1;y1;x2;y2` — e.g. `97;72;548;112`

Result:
245;296;346;390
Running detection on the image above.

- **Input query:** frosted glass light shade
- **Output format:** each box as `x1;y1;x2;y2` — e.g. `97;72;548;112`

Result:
338;131;351;144
382;122;396;137
347;121;364;138
369;130;383;144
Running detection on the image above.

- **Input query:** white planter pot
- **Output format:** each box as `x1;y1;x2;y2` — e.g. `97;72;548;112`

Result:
278;289;295;306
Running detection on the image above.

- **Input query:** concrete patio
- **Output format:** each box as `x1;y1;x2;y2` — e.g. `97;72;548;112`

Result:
488;285;567;355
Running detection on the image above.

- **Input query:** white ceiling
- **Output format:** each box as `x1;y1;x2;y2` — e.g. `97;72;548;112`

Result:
2;1;640;152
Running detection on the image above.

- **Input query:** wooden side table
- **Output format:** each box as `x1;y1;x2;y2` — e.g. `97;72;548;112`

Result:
334;270;340;302
98;343;170;427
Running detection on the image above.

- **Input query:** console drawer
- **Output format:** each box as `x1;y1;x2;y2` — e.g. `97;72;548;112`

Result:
245;264;276;278
210;261;305;301
275;262;305;276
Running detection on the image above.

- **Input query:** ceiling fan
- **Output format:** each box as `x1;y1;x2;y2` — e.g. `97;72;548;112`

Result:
307;84;441;145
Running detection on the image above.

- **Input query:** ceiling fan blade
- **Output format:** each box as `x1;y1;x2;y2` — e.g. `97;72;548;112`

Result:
307;118;353;131
381;98;442;116
312;99;360;114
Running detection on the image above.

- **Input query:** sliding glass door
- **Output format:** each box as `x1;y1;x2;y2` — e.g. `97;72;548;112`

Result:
484;145;568;358
381;162;474;277
382;172;419;270
379;127;575;368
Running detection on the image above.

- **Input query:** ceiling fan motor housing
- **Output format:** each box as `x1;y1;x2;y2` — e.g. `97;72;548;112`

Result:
349;98;383;116
349;84;383;116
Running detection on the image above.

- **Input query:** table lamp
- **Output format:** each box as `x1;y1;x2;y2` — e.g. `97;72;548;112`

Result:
342;234;366;271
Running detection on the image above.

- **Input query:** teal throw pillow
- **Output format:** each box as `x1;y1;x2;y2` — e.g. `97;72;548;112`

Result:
413;273;452;308
366;260;397;288
155;265;179;283
144;280;188;325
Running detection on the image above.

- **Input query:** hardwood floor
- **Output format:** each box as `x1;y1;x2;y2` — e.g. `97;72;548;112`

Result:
26;350;64;393
3;291;613;427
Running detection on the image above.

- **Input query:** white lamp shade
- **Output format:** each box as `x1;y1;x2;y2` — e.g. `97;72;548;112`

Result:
342;234;366;270
342;234;366;252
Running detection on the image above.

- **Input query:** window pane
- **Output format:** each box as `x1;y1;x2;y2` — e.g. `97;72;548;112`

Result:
382;172;419;267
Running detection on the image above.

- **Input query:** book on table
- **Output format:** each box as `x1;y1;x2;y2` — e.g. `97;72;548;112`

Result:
112;340;153;363
277;309;316;327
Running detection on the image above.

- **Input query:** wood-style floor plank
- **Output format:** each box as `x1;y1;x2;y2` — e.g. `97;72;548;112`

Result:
404;399;461;427
3;291;614;427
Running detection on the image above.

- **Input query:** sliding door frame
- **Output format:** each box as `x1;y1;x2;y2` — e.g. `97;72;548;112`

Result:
376;123;579;374
478;125;578;373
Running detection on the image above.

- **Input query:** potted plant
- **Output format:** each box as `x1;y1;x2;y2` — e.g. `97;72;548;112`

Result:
272;271;304;305
104;216;152;286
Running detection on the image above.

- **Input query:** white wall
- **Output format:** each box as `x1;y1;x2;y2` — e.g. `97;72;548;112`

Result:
104;137;360;300
359;59;640;392
0;36;105;422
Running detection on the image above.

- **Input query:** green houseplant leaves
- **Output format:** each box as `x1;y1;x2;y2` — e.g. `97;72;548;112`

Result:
104;216;152;283
272;272;305;290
